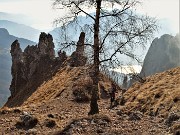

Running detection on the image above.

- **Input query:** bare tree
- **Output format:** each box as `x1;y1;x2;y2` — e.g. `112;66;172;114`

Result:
53;0;158;115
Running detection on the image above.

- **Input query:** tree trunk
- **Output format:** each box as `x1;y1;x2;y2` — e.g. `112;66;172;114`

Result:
88;0;101;115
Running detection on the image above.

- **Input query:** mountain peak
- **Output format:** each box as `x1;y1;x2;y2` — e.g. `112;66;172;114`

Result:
0;28;9;36
140;34;180;77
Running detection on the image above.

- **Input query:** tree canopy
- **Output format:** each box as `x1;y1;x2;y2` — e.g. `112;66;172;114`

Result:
53;0;158;115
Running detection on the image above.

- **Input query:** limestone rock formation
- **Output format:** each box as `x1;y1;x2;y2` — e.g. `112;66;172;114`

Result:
76;32;85;55
8;33;60;107
6;32;87;107
67;32;87;67
10;40;24;97
38;32;55;58
7;33;56;106
0;28;36;107
57;50;67;63
140;34;180;77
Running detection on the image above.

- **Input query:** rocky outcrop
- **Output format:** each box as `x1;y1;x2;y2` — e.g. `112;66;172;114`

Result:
10;40;24;97
5;32;87;107
7;33;60;107
57;50;67;63
0;28;36;107
67;32;87;67
76;32;85;55
140;34;180;77
38;33;55;58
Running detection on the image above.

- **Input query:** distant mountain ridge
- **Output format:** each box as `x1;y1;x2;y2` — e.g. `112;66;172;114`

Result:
0;28;36;49
0;20;40;42
0;12;33;25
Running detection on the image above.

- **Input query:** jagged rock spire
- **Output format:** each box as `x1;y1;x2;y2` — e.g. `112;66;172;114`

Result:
76;32;85;55
7;32;87;107
10;40;23;62
10;40;24;97
68;32;87;67
38;32;55;58
8;33;60;107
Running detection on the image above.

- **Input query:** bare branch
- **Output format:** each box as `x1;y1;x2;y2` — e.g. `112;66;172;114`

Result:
71;1;96;21
100;1;130;18
99;20;156;64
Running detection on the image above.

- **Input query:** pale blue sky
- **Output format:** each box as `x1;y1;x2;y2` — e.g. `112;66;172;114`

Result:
0;0;179;73
0;0;56;31
0;0;179;36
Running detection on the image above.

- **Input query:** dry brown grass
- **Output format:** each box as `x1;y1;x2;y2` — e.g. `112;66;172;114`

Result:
23;66;88;105
1;67;179;134
23;66;115;106
123;67;180;117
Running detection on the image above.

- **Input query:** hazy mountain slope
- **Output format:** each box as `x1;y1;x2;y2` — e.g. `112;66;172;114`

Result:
0;12;32;25
0;51;10;106
140;34;180;77
0;28;36;49
0;20;40;42
0;28;36;107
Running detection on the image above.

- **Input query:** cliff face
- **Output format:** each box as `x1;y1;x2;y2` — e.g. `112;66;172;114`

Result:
5;32;87;107
140;34;180;77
